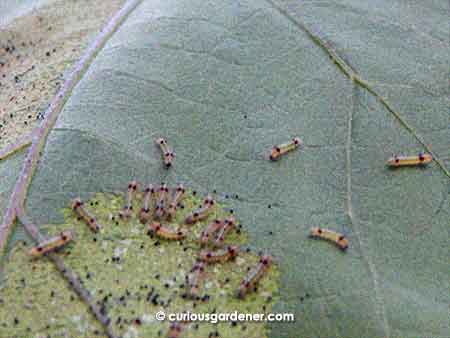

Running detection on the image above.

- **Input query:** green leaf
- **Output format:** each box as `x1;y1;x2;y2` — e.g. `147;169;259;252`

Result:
1;0;449;337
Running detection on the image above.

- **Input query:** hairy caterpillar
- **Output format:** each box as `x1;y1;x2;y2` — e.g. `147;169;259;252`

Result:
184;196;215;225
119;180;138;219
309;227;348;251
237;254;272;299
187;260;206;299
270;137;301;161
214;216;236;247
199;219;224;246
166;183;186;219
71;198;100;232
139;184;156;224
199;245;239;264
148;221;186;240
154;183;169;219
29;230;74;257
387;153;433;167
156;137;175;168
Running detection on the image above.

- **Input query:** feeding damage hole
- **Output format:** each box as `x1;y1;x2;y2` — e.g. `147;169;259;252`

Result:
0;185;279;338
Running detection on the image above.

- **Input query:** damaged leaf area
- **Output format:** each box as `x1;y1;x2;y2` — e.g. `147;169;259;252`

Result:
0;190;279;338
0;0;126;149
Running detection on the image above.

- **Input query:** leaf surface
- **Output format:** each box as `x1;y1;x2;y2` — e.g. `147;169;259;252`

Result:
1;0;449;337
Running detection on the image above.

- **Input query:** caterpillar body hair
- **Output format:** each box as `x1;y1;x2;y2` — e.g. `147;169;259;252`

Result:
166;184;185;219
184;196;215;225
148;221;186;240
199;219;224;246
309;227;348;251
154;183;169;219
119;180;138;219
237;254;272;299
139;184;157;224
270;137;301;161
156;137;175;168
71;198;100;232
199;245;239;264
214;216;236;247
187;260;206;299
29;230;74;257
387;153;433;167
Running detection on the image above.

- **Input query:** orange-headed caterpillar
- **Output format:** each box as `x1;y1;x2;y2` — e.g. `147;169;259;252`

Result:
237;254;272;299
214;216;236;247
148;221;186;241
166;183;186;219
309;227;348;251
199;245;239;264
184;195;215;225
29;230;74;257
167;322;183;338
154;183;169;219
71;198;100;232
270;137;301;161
187;260;206;299
387;153;433;167
119;180;138;219
156;137;175;168
139;184;157;224
199;219;224;246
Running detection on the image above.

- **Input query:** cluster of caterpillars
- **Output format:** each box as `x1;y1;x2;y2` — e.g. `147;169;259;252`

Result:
119;181;274;336
51;181;274;337
27;182;275;337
